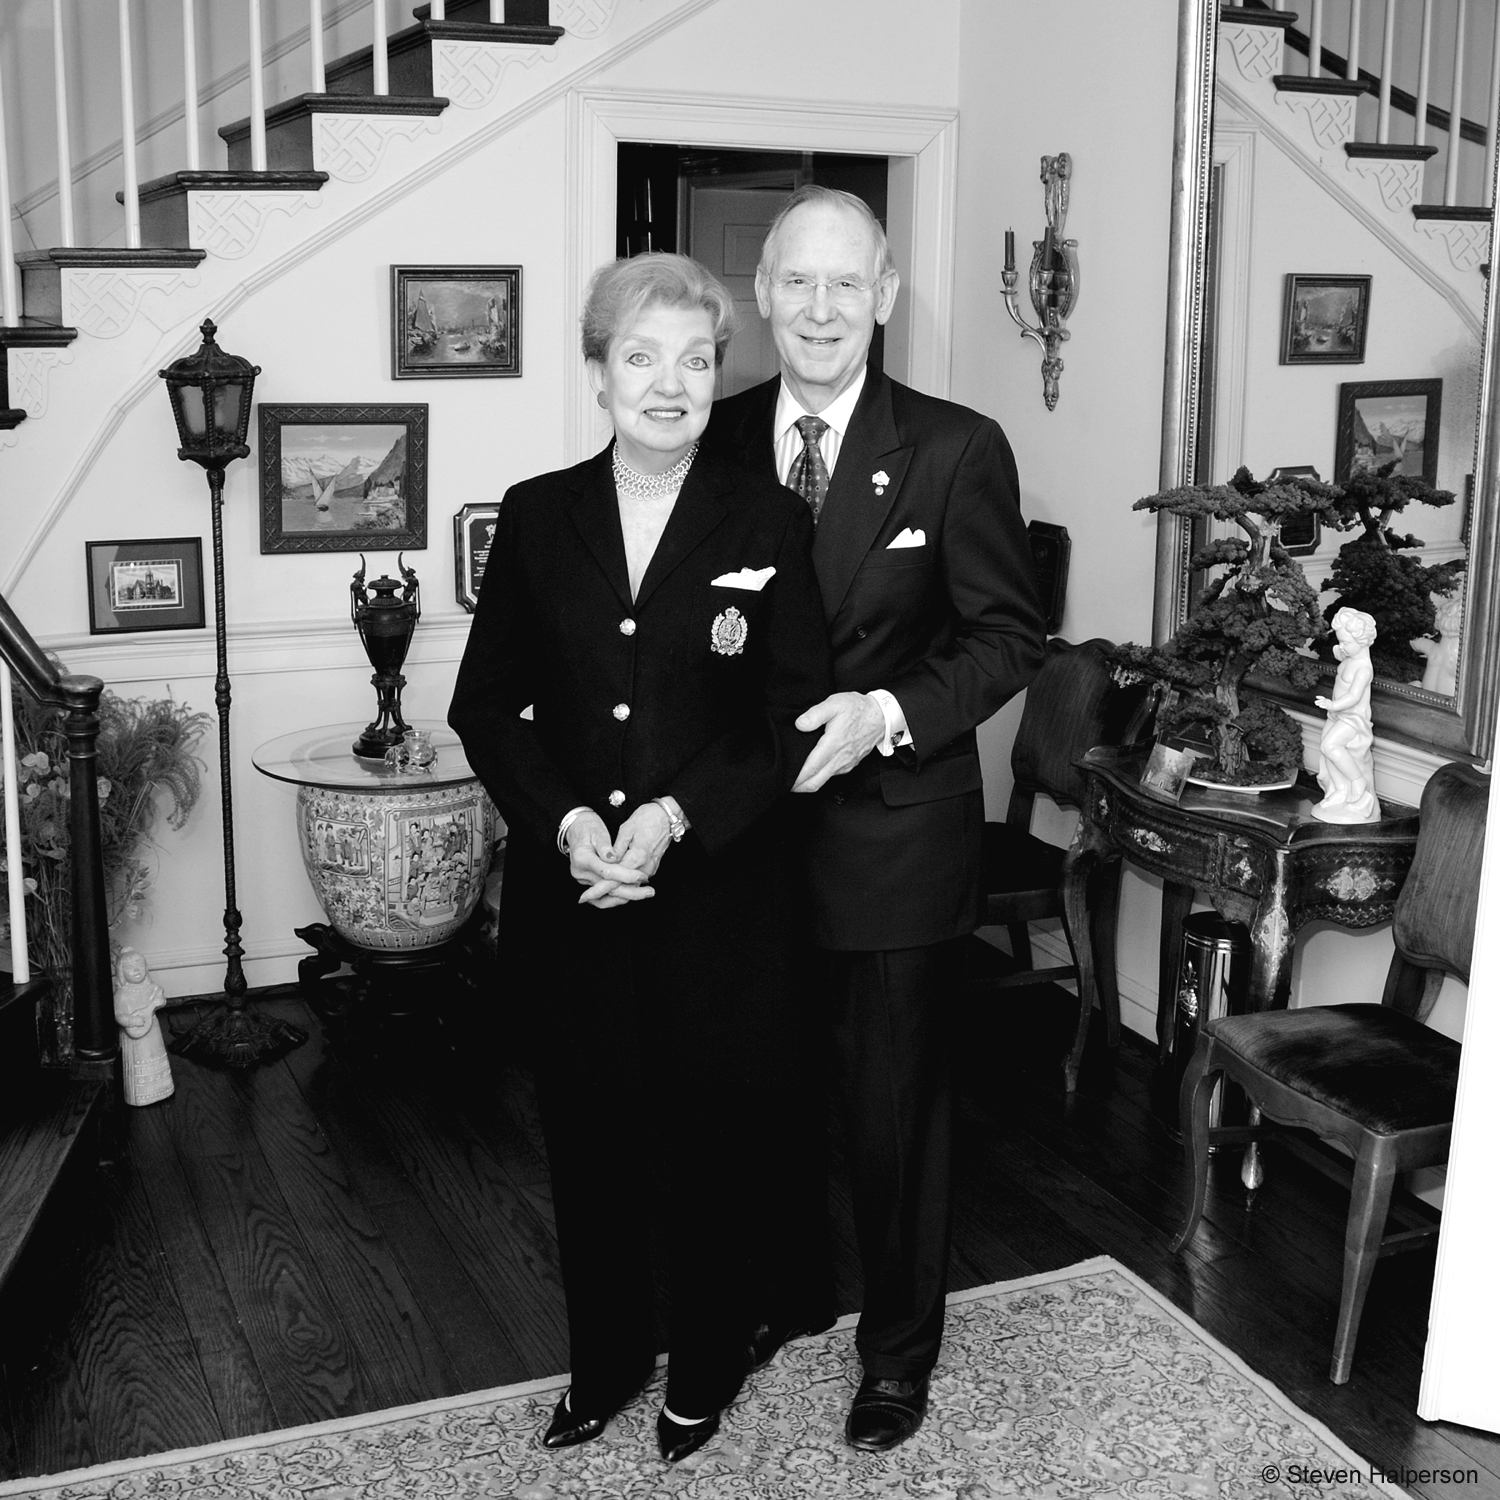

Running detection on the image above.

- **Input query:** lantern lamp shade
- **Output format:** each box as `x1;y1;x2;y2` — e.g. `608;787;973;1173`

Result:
159;319;260;469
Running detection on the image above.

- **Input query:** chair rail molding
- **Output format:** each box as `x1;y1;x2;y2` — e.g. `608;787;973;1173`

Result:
564;86;960;464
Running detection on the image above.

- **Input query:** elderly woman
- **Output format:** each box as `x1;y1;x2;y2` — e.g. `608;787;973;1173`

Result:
449;253;831;1462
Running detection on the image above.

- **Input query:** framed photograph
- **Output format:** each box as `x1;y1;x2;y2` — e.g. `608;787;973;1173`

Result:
1265;465;1323;555
1335;379;1441;486
454;501;500;613
1140;741;1197;803
1279;274;1371;364
86;538;205;635
259;404;428;554
392;265;521;380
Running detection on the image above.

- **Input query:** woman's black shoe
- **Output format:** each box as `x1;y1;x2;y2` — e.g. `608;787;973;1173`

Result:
541;1390;611;1449
656;1408;720;1463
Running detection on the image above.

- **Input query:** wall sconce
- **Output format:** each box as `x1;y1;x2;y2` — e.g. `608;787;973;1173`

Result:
1002;153;1079;412
160;320;305;1069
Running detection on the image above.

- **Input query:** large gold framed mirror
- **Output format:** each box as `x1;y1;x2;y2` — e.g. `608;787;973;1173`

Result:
1159;0;1500;763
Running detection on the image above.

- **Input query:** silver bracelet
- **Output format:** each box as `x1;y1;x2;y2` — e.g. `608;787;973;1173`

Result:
651;797;687;842
557;806;593;855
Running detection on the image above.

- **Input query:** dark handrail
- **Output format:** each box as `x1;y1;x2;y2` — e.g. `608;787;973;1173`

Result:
1232;1;1490;147
0;590;116;1075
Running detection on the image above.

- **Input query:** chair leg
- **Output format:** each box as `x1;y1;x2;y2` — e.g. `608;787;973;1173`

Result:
1331;1142;1398;1385
1089;859;1124;1050
1171;1037;1220;1254
1007;922;1034;972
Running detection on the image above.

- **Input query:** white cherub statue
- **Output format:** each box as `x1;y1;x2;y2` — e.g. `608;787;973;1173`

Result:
1411;584;1464;697
1312;607;1380;824
114;947;174;1106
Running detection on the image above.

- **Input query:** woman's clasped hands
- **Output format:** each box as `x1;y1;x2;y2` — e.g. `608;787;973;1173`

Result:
565;803;675;908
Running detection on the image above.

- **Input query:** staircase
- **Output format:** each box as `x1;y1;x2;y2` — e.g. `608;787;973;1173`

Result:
1219;3;1494;325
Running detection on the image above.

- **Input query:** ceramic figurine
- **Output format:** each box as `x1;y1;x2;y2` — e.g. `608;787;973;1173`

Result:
1412;586;1464;697
1312;607;1380;824
114;947;174;1106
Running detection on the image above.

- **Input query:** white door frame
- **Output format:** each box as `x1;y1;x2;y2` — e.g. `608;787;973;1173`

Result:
564;86;960;462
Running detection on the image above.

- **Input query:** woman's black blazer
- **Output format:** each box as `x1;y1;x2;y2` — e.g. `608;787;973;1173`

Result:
449;445;831;860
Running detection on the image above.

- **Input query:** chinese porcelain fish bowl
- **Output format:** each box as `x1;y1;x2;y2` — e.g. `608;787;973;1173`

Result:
295;777;497;950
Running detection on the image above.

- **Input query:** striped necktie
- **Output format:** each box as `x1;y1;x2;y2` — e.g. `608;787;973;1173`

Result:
789;415;830;522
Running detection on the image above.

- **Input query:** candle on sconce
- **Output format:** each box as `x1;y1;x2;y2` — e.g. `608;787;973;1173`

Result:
1004;228;1015;272
1041;225;1055;271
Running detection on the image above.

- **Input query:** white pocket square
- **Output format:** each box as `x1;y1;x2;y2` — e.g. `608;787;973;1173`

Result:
711;566;776;591
886;528;926;550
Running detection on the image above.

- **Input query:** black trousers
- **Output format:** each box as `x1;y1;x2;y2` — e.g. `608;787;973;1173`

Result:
824;938;962;1382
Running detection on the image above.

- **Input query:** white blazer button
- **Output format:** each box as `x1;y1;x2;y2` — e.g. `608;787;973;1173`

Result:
620;618;636;636
613;703;631;720
608;789;626;807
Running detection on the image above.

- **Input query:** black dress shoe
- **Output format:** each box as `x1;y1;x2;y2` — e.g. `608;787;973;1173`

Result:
747;1307;836;1371
540;1369;651;1450
844;1374;929;1452
656;1408;720;1463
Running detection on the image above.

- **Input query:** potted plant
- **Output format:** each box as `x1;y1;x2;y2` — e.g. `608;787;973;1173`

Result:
0;684;210;1061
1317;463;1464;683
1114;467;1344;786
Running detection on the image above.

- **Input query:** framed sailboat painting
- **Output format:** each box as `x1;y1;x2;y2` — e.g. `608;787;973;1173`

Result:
392;266;522;379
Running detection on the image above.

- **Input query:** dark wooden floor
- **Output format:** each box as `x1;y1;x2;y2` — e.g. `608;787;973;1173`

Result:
2;948;1498;1497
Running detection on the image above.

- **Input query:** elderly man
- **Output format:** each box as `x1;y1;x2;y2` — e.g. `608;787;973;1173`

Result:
702;185;1045;1452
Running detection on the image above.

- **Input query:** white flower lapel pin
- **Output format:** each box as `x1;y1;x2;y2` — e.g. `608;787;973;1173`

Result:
873;469;890;496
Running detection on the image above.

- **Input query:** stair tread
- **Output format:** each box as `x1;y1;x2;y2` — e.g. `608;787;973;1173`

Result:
326;15;561;87
123;169;331;205
1411;205;1493;221
0;323;79;347
1345;142;1440;161
1273;74;1369;96
0;1074;102;1291
1221;5;1300;28
219;92;449;144
16;247;207;268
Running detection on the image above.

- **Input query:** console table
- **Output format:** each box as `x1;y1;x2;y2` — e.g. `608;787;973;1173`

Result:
1060;745;1420;1091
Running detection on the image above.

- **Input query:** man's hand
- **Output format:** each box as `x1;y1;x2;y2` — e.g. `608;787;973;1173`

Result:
792;691;886;793
566;810;654;908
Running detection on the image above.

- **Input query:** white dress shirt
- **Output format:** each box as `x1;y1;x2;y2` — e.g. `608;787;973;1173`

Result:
773;372;913;756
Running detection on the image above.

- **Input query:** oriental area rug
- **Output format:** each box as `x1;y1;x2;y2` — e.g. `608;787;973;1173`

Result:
0;1258;1411;1500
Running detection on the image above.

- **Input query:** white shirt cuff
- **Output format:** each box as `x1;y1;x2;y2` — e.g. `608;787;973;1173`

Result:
868;689;913;757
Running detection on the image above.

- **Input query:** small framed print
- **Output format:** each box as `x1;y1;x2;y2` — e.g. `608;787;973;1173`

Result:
1335;378;1442;486
1266;465;1323;555
454;502;500;613
1140;741;1197;803
1280;274;1371;364
259;403;428;554
392;265;521;380
86;538;206;635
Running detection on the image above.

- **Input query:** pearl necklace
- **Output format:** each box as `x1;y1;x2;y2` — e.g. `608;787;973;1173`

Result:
613;442;698;500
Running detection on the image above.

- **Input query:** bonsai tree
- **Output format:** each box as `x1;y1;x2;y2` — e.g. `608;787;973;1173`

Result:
1319;462;1464;683
1114;467;1343;785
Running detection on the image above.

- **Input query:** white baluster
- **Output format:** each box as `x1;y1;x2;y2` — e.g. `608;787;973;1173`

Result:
118;0;140;248
182;0;200;171
308;0;326;92
248;0;267;171
490;0;503;21
52;0;75;244
1415;0;1433;146
431;0;446;17
1377;0;1396;142
1445;0;1468;205
1309;0;1325;79
1347;0;1363;81
373;0;389;96
1;662;29;987
1486;1;1500;204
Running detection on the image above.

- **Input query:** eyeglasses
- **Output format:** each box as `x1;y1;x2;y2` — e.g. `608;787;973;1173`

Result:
770;274;879;305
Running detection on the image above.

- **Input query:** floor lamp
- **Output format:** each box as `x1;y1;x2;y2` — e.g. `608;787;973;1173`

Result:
159;320;305;1068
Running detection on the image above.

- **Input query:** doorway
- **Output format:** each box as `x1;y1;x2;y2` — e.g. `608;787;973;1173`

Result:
616;146;891;398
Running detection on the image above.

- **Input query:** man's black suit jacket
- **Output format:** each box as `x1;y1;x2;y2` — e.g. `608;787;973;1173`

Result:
702;369;1045;950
